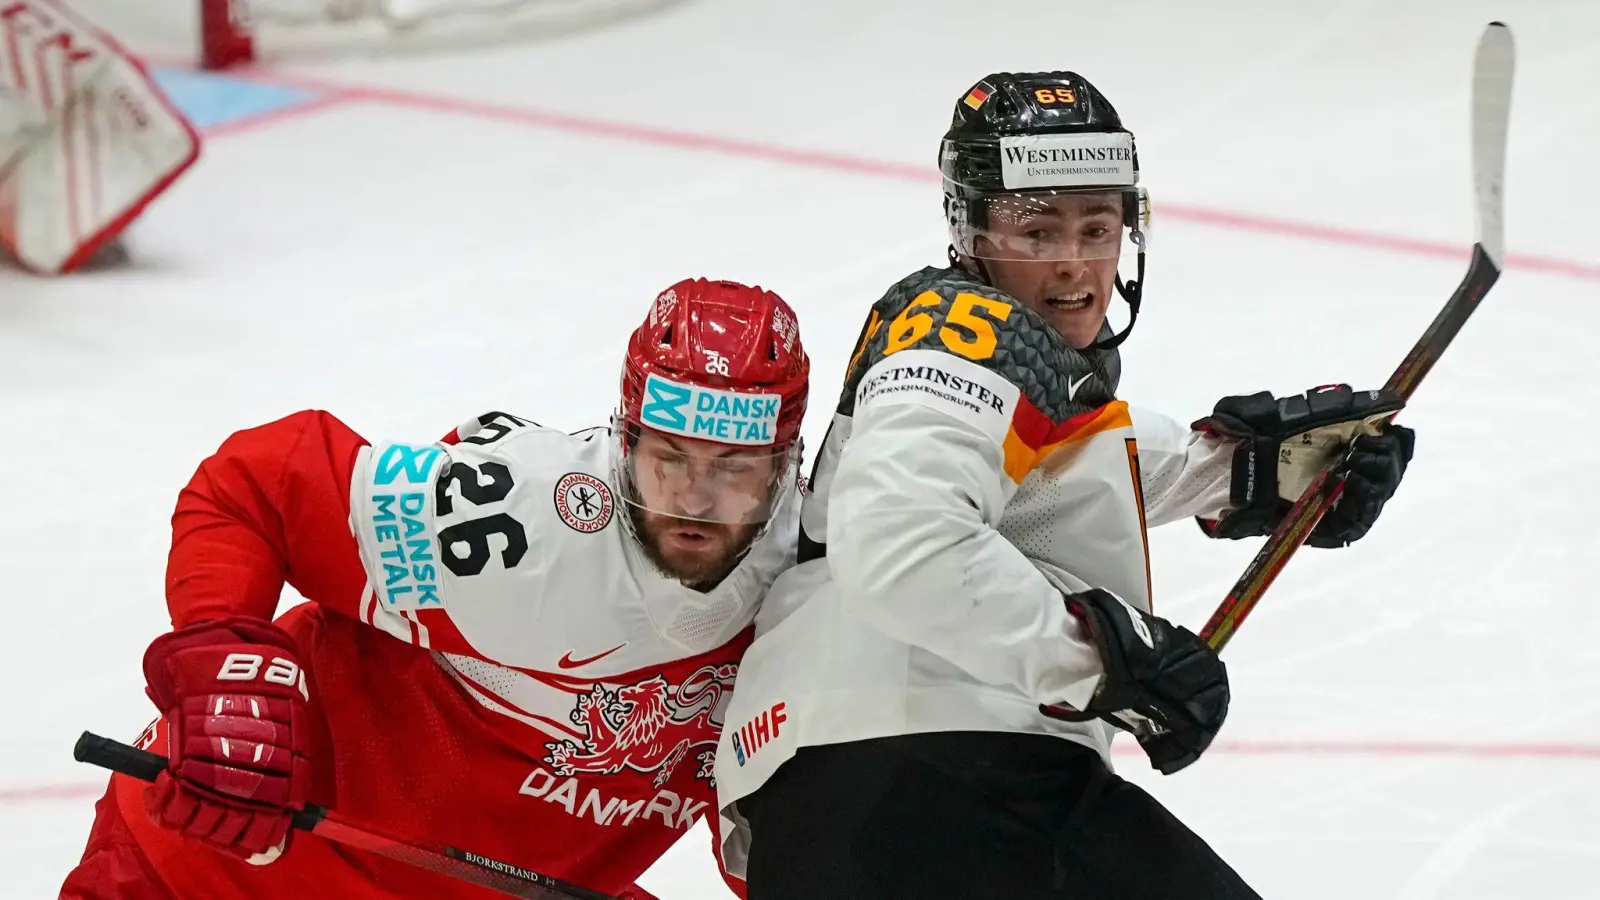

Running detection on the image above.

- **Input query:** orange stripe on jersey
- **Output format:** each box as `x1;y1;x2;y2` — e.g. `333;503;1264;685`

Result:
1001;399;1133;484
1125;437;1154;607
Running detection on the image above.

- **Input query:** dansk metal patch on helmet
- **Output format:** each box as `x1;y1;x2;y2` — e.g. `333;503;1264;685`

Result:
639;372;784;446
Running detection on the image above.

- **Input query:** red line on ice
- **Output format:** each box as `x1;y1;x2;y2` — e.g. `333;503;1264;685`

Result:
181;64;1600;284
0;783;106;803
10;738;1597;806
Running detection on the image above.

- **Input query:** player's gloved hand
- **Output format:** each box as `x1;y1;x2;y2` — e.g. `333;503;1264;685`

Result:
141;616;313;863
1193;384;1415;547
1041;589;1228;775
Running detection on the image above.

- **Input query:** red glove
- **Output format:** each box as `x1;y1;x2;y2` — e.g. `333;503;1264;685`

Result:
141;616;314;861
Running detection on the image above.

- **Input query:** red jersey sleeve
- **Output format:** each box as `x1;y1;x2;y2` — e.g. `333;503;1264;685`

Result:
165;410;372;628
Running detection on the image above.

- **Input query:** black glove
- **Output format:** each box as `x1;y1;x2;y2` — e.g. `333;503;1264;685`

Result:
1040;589;1229;775
1194;384;1415;548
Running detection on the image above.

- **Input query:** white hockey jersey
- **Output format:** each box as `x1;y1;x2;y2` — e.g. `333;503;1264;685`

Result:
712;267;1236;876
347;412;801;776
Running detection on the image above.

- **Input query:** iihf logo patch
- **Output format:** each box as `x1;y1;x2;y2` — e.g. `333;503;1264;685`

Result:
554;472;613;533
731;701;786;767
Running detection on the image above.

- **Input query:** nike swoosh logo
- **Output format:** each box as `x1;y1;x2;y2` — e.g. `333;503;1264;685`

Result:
556;643;628;669
1066;372;1094;401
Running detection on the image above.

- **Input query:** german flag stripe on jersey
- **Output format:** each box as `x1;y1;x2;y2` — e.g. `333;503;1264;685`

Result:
1001;399;1133;484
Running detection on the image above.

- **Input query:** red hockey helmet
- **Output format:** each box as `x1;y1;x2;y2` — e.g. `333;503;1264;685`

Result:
615;278;809;532
620;278;809;450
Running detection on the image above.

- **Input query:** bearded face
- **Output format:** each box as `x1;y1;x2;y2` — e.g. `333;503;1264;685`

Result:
624;429;784;589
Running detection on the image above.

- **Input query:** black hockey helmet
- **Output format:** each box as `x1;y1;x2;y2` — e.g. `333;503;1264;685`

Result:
940;71;1150;349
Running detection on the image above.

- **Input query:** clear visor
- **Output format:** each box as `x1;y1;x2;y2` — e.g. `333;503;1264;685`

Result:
954;188;1149;263
618;422;795;528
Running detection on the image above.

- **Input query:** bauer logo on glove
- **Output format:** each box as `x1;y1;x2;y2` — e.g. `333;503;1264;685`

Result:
215;653;311;701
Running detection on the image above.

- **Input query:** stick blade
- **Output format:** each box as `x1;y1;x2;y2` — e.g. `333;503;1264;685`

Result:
1473;22;1514;269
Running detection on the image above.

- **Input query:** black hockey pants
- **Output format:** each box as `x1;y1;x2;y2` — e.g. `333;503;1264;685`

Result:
741;731;1261;900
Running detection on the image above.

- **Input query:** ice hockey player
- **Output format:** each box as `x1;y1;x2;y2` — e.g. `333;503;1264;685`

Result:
0;0;200;274
712;72;1416;899
58;277;810;899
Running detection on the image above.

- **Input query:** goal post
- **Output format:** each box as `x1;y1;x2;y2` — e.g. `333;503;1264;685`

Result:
198;0;688;69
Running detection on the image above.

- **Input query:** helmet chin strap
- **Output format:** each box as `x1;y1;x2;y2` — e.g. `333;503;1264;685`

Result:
948;244;990;283
948;240;1145;352
1085;243;1143;352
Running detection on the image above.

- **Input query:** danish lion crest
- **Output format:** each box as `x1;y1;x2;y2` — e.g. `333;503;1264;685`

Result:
544;663;737;789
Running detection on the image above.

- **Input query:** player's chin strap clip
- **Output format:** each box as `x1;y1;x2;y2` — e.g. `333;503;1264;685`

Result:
1086;229;1146;352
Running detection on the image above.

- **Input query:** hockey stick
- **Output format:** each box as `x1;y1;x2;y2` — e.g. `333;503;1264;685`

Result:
1198;22;1515;652
72;731;622;900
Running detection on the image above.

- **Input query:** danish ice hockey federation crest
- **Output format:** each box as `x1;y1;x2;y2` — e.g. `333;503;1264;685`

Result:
554;473;613;533
544;663;738;789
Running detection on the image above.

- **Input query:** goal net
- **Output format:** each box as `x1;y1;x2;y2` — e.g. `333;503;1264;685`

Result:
199;0;687;68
